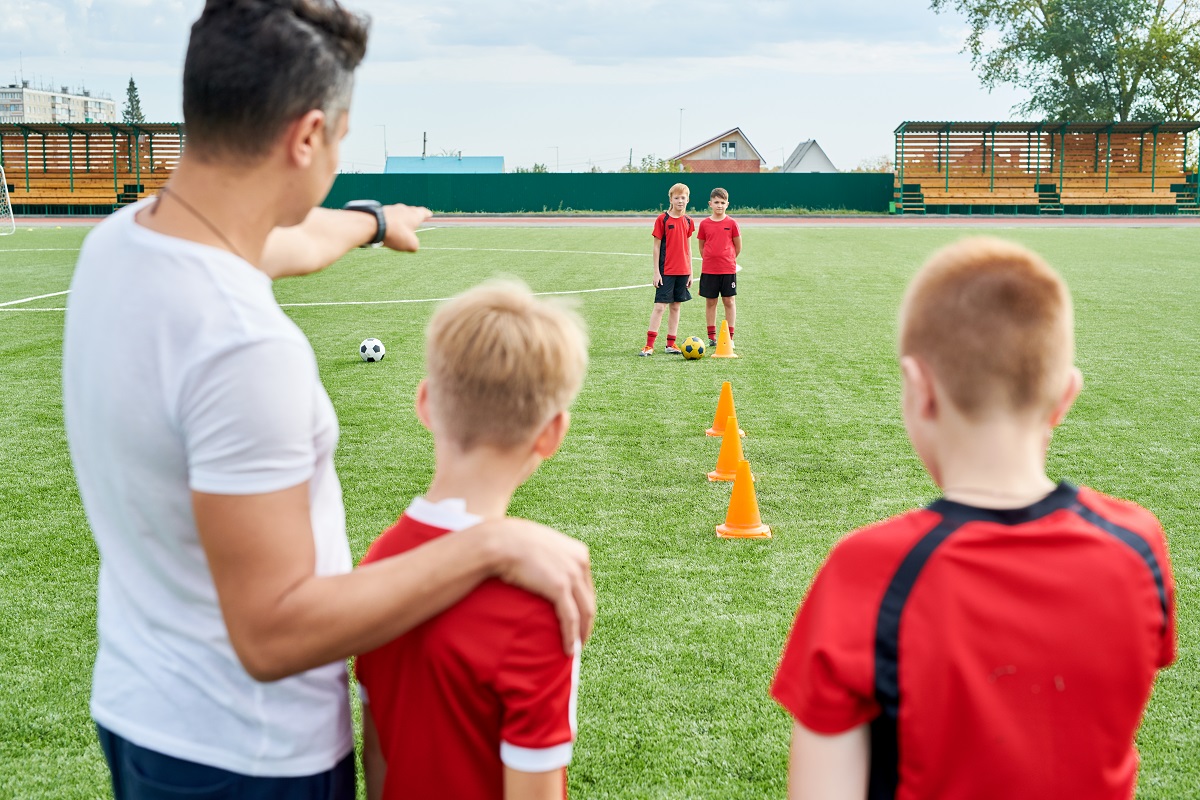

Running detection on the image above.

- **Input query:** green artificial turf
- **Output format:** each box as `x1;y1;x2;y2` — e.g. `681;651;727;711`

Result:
0;223;1196;798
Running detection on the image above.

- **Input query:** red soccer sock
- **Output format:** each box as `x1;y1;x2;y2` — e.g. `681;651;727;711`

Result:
646;331;658;348
707;325;717;339
666;335;677;347
727;326;734;339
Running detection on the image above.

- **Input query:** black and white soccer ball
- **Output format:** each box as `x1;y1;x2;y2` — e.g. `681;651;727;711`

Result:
359;337;386;362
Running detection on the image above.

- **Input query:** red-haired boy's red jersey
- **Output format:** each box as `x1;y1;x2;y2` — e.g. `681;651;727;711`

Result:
771;483;1174;800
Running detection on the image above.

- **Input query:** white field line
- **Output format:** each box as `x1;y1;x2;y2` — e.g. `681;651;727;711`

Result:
0;290;71;307
0;282;650;313
0;228;439;257
0;241;660;312
421;245;700;262
421;245;648;258
279;283;649;308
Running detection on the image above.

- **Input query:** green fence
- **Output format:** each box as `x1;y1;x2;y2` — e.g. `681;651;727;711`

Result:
322;173;892;213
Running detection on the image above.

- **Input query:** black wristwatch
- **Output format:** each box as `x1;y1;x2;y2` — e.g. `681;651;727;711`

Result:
342;199;386;247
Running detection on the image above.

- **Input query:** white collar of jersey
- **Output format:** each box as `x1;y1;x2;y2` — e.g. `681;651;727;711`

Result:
405;496;484;532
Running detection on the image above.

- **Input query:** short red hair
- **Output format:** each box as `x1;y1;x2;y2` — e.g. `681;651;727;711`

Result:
900;237;1074;418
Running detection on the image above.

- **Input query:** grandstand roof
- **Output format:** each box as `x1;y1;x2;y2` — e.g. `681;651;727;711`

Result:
896;121;1200;134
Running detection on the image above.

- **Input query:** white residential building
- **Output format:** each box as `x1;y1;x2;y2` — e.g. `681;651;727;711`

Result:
0;84;117;124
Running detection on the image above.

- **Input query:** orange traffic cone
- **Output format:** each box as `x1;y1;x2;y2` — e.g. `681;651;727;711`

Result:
706;381;745;438
711;319;738;358
708;417;750;481
716;459;771;539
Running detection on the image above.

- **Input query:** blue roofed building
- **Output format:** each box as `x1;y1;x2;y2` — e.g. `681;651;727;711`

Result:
384;155;505;174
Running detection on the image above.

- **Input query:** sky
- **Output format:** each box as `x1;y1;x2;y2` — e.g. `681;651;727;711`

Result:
0;0;1027;173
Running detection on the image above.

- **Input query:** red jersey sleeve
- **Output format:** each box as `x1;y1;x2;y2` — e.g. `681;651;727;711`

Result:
697;218;707;242
495;605;579;773
652;214;666;241
771;536;886;734
729;218;741;237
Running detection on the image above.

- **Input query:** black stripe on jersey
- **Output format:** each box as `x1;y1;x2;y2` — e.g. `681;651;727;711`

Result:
1069;503;1169;633
657;212;668;275
869;482;1080;799
869;513;968;799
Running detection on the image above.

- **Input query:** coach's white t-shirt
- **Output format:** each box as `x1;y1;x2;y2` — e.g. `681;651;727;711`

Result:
62;201;352;776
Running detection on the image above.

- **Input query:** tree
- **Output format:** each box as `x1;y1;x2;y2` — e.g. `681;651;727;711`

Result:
122;77;146;124
514;163;549;173
930;0;1200;120
620;155;687;173
851;155;895;173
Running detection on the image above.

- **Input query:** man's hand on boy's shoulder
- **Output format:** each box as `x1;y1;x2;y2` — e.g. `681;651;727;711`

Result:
484;518;595;653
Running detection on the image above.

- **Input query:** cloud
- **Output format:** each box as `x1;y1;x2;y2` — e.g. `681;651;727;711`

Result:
0;0;193;61
356;0;954;63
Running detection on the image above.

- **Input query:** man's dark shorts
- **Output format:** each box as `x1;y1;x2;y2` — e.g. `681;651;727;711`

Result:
654;274;692;304
97;725;355;800
699;273;737;298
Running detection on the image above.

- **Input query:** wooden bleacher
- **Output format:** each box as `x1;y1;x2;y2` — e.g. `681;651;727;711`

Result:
1;123;183;215
893;122;1200;215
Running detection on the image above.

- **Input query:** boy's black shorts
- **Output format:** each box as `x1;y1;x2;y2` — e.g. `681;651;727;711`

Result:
654;274;692;304
699;273;737;298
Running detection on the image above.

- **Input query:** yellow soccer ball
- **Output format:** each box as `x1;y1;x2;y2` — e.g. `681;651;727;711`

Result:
681;336;706;360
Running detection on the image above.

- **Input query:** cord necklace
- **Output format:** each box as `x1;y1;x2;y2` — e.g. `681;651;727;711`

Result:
156;186;248;263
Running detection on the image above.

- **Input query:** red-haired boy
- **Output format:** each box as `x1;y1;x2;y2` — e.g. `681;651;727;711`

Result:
772;237;1176;800
697;187;741;348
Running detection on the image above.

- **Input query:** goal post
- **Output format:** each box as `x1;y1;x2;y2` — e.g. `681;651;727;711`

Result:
0;165;14;236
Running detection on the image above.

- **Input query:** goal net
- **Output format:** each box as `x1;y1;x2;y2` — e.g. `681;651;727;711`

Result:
0;165;13;236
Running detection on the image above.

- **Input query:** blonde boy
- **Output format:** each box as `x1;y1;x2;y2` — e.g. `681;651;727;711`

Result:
771;238;1175;800
356;282;588;800
639;182;695;355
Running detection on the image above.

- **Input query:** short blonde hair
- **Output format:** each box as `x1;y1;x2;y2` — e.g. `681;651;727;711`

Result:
899;237;1074;418
669;183;690;198
425;280;588;450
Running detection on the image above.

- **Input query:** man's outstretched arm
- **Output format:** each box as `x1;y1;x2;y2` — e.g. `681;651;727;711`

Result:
261;203;433;278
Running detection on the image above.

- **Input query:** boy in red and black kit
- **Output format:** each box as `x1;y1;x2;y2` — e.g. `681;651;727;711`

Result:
639;182;694;356
356;282;588;800
697;187;741;348
771;238;1175;800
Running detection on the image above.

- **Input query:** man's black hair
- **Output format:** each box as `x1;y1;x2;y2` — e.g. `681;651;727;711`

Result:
183;0;369;160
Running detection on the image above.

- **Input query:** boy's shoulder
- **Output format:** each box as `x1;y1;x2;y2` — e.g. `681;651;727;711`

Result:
362;504;564;655
814;508;943;592
1075;485;1162;537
